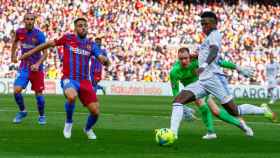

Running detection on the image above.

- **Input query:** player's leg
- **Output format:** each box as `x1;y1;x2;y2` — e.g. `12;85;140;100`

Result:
207;96;240;127
194;97;216;139
204;75;254;136
80;80;99;140
207;97;255;135
84;102;99;140
30;71;46;125
61;79;78;139
237;103;277;122
170;81;206;138
13;68;29;123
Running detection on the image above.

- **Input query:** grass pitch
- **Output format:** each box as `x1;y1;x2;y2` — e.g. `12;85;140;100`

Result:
0;95;279;158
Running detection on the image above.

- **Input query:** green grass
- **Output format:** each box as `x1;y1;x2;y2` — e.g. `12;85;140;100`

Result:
0;95;280;158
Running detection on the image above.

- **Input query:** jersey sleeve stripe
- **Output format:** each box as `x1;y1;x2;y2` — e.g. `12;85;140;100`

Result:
69;46;74;80
75;53;80;81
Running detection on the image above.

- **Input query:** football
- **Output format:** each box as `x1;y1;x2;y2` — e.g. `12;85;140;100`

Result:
155;128;176;146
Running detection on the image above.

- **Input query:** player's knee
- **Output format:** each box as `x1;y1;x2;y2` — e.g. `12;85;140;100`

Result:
67;95;76;103
88;102;99;115
14;87;22;94
223;104;239;116
173;90;195;105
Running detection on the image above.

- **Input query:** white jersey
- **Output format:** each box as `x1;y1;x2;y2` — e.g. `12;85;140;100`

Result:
266;62;280;79
198;30;223;80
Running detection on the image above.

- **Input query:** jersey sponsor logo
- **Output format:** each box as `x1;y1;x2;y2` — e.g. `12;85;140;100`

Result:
70;46;91;56
22;43;35;49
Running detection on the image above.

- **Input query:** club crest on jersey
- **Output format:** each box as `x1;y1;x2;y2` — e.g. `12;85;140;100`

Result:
87;44;92;51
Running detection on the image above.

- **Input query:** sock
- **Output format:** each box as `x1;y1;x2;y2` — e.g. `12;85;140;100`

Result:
216;108;240;127
64;102;75;123
199;104;215;133
170;103;184;136
14;93;25;111
237;104;265;115
36;95;45;116
85;114;98;131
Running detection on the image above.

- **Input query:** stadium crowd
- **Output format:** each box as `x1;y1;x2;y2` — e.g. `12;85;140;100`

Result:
0;0;279;85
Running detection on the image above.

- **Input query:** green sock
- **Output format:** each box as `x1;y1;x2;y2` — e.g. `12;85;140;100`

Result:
199;104;215;133
217;108;241;127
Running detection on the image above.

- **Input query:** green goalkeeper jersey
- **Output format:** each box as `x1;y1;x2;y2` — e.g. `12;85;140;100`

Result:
170;59;236;96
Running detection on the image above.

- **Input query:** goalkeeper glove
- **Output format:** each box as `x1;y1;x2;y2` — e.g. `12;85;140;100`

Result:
236;66;255;78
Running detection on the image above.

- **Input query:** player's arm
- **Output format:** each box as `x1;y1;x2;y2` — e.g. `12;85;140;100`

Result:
31;33;48;71
206;45;219;65
198;32;220;74
218;60;236;69
11;32;19;63
92;43;110;67
169;68;179;96
19;41;56;60
218;59;255;78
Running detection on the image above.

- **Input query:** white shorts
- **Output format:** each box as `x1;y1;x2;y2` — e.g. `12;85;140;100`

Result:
184;74;233;104
267;78;278;89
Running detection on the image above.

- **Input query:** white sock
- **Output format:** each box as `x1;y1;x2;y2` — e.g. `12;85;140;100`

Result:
238;104;265;115
170;103;184;137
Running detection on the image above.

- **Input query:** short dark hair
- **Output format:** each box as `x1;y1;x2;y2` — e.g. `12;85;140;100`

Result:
201;11;218;22
178;47;190;54
74;17;87;25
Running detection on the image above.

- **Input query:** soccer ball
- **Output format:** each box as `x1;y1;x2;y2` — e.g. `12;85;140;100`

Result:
155;128;176;146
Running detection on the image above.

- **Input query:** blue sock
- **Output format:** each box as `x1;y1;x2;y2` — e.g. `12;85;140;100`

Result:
85;114;98;131
36;95;45;116
14;93;25;111
65;102;75;123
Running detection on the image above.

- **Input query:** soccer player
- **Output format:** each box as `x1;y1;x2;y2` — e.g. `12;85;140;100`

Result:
11;13;47;125
265;54;280;104
90;37;106;95
170;47;275;139
170;11;276;139
19;17;110;140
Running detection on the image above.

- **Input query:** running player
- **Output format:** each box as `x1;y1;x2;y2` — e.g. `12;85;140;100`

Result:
19;17;110;140
265;54;280;104
11;13;47;125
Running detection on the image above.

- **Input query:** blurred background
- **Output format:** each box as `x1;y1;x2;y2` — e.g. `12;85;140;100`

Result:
0;0;279;85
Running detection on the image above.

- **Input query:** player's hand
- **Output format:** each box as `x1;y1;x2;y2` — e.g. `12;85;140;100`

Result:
18;51;31;60
236;66;255;78
30;63;40;71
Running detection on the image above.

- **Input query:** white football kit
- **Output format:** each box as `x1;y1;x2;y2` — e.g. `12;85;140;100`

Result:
185;30;233;104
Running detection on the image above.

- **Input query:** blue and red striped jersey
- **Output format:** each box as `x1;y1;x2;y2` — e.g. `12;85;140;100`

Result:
16;28;46;71
54;33;102;81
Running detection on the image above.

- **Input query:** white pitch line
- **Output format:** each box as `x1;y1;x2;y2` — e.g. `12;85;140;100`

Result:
0;109;279;126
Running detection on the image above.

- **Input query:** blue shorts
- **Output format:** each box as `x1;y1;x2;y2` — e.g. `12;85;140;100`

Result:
14;68;44;92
